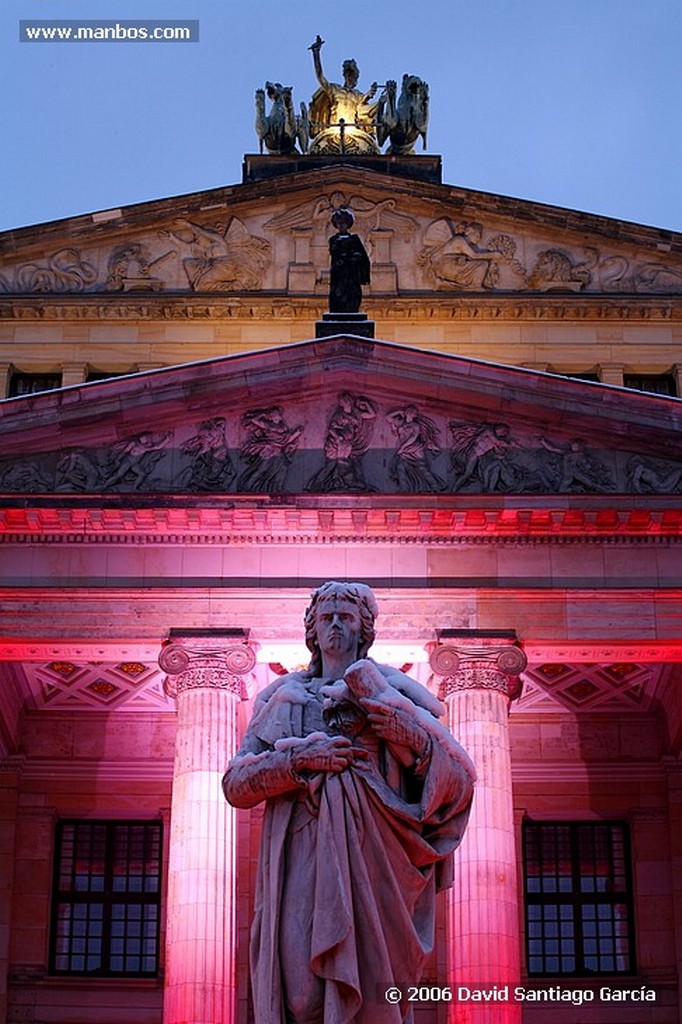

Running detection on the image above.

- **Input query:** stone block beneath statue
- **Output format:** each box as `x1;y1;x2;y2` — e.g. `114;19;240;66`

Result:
315;312;375;338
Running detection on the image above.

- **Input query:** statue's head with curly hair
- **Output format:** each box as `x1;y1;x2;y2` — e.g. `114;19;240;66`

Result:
304;581;378;677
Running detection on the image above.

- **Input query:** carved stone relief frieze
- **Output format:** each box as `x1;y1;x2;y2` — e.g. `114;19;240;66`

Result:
419;220;527;291
0;218;271;295
387;405;445;492
106;242;175;292
180;418;235;492
0;248;98;293
448;423;616;494
237;406;302;493
1;398;681;496
1;205;681;296
527;249;594;292
264;192;417;293
305;391;378;493
416;219;682;295
159;218;271;291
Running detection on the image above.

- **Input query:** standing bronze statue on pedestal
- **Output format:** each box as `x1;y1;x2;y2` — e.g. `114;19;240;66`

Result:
328;208;370;314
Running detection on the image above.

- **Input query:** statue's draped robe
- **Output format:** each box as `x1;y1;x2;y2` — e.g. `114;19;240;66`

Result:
328;232;371;313
223;664;474;1024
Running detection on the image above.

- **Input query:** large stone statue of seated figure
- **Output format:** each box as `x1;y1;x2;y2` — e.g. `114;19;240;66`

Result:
223;580;475;1024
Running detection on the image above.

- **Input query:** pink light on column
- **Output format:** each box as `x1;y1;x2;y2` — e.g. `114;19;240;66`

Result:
432;637;526;1024
160;635;254;1024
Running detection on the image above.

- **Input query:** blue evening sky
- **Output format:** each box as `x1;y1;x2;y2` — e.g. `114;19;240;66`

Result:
1;0;681;233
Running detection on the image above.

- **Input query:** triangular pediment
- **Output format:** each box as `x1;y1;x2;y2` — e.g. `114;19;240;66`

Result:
1;336;680;499
1;165;681;300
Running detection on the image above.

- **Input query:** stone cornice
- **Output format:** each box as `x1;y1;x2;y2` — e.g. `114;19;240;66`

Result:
2;163;679;255
1;293;681;322
1;501;680;541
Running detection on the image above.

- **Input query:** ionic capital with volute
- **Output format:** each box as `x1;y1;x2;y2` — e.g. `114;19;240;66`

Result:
429;631;527;701
159;629;256;699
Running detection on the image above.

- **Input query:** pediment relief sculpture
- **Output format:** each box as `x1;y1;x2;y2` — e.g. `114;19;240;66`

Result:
265;192;418;237
0;248;98;293
2;200;681;297
0;217;271;295
159;218;271;291
418;218;682;295
2;395;680;496
106;242;175;292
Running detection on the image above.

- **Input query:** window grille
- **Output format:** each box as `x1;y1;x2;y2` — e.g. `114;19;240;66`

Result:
8;372;62;397
523;821;635;976
623;374;677;396
50;820;162;976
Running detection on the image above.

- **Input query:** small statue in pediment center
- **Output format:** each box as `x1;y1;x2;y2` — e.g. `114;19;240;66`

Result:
328;207;371;313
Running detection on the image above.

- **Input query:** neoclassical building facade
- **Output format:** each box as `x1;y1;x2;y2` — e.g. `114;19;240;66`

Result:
1;151;681;1024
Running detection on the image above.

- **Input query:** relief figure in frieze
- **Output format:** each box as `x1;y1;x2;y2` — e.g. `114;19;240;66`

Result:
449;421;517;492
55;448;103;492
180;418;235;492
528;249;594;292
306;392;377;493
237;406;302;493
0;461;52;492
419;221;510;291
627;454;682;494
539;437;615;493
101;431;173;491
0;248;97;294
160;218;270;291
387;405;445;492
106;242;174;293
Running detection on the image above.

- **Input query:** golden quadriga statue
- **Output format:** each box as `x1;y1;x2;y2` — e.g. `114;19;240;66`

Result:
308;35;381;155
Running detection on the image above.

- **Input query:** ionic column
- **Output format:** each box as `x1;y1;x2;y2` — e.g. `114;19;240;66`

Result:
160;631;256;1024
430;634;526;1024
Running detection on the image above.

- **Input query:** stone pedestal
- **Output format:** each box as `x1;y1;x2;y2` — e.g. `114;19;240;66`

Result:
315;312;375;339
430;633;526;1024
160;631;255;1024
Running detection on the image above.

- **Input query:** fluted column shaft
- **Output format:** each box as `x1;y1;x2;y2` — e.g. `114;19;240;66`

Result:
432;638;525;1024
160;635;254;1024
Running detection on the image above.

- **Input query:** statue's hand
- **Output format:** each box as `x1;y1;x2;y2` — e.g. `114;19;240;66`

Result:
367;82;378;99
361;697;429;756
290;733;363;774
309;34;324;52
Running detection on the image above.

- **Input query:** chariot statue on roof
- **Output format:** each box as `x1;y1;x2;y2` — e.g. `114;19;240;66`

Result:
253;35;430;158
